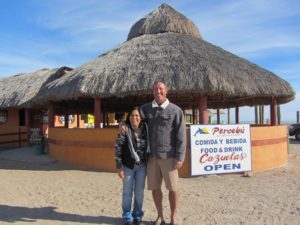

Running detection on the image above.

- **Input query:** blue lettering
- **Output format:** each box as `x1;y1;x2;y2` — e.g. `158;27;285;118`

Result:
232;163;241;169
224;164;231;170
215;164;222;170
204;165;213;171
195;139;218;145
204;163;242;172
200;148;218;153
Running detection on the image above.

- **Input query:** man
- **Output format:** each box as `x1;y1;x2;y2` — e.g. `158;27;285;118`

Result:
120;80;186;225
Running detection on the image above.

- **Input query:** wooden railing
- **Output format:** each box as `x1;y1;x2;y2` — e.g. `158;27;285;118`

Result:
0;127;28;148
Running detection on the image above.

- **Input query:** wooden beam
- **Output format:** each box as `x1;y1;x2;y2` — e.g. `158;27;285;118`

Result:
255;106;258;124
48;102;55;128
227;108;230;124
235;106;239;124
199;96;208;124
25;109;30;128
64;113;69;128
94;97;101;128
192;105;196;124
270;98;278;125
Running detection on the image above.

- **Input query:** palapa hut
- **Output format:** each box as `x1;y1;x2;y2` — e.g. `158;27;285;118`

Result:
33;3;294;126
0;67;72;149
30;4;294;175
0;67;72;109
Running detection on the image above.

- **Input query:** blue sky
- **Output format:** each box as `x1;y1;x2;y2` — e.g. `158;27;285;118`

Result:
0;0;299;123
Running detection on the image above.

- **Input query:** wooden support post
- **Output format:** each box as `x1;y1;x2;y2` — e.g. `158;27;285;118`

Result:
277;105;281;125
259;105;262;124
235;106;239;124
64;113;69;128
102;105;107;128
25;109;30;145
217;109;220;124
25;109;30;128
255;106;258;124
77;114;80;128
227;108;230;124
94;97;101;128
261;105;264;124
199;96;208;124
18;127;21;148
270;98;278;126
192;106;196;124
106;111;109;127
48;102;55;128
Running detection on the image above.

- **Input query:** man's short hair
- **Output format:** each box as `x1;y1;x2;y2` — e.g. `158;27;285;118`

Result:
153;80;168;89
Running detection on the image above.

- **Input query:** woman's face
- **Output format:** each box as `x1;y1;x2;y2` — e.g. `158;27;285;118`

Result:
129;109;141;128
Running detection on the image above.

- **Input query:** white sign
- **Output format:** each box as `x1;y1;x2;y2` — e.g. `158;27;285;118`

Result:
190;124;252;176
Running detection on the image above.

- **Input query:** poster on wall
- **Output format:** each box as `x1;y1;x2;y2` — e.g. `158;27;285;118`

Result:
0;110;8;124
190;124;252;176
58;115;75;124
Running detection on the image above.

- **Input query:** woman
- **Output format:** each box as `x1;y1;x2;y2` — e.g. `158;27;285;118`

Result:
115;107;149;225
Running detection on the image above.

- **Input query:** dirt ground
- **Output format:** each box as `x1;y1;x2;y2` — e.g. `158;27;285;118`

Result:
0;139;299;225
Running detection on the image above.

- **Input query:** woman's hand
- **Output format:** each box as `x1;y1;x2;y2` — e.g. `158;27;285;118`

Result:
118;122;128;135
117;169;124;180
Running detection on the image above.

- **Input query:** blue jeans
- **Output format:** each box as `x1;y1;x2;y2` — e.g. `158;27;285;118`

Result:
122;163;146;223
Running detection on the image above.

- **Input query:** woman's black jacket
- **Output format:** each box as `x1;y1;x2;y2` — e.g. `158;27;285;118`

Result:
114;122;149;170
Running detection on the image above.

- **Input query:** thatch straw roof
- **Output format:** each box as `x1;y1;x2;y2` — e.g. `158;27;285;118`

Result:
127;3;201;41
33;4;294;109
0;67;72;109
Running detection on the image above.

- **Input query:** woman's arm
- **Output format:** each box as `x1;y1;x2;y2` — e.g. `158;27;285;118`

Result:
115;133;126;170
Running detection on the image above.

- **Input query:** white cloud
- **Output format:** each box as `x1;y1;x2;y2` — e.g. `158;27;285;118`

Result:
0;0;299;124
274;62;300;76
189;0;300;56
31;0;142;35
0;54;56;77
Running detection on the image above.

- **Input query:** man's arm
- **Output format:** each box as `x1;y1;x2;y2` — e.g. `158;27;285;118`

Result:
175;109;186;167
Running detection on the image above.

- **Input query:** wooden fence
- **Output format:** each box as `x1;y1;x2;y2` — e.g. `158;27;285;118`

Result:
0;127;28;149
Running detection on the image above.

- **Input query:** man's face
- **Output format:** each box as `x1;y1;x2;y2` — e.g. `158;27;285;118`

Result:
153;82;168;105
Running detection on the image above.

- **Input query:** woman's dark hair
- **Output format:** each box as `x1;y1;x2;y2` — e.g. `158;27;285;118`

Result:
125;106;143;126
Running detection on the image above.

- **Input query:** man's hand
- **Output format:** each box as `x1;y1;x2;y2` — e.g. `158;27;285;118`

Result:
175;160;183;169
117;169;124;180
118;122;128;135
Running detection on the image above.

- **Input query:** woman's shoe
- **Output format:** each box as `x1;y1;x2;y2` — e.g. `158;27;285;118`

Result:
151;221;166;225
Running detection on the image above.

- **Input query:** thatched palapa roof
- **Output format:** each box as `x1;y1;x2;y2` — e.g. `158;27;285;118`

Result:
0;67;72;109
33;3;294;110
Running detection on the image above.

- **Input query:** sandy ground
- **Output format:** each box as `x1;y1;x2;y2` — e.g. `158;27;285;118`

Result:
0;139;299;225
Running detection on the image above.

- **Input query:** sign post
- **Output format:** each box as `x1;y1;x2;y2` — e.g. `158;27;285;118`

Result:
190;124;252;176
